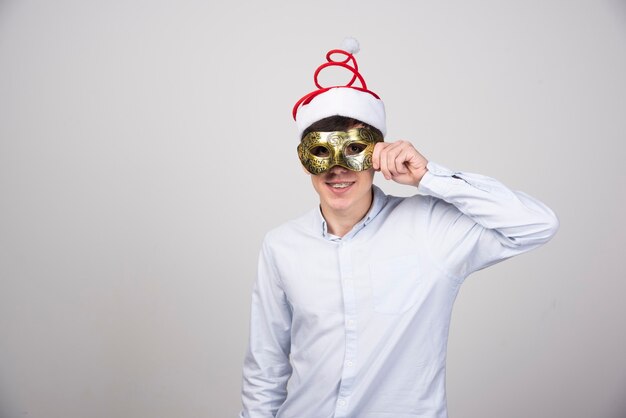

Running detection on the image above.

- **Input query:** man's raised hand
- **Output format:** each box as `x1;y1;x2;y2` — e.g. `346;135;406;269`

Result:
372;140;429;187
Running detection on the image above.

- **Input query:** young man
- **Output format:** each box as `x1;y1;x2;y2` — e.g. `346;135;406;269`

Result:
239;39;558;418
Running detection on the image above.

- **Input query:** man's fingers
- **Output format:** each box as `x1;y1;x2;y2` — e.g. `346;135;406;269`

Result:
372;142;382;170
394;143;412;175
379;145;391;179
374;140;427;184
373;142;392;178
386;144;399;177
396;150;409;174
375;141;404;179
382;142;402;179
372;142;389;171
386;141;410;177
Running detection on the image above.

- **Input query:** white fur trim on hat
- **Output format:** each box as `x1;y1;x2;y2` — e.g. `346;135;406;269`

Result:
295;87;386;137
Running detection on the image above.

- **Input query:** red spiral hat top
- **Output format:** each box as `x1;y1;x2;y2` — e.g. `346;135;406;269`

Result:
292;41;381;120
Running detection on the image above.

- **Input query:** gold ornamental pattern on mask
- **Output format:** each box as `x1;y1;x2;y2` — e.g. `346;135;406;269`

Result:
298;128;384;175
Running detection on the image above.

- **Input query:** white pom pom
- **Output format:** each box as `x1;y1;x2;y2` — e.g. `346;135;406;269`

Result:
340;37;360;55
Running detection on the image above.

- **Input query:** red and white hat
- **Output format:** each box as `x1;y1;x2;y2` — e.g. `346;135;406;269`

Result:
292;38;386;137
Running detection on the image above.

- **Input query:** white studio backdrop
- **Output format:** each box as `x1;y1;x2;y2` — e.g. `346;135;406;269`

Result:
0;0;625;417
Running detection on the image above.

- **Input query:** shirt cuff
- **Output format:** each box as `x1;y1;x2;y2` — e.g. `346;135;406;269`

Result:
417;161;459;198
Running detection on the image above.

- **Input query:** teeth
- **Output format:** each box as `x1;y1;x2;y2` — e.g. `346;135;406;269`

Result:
330;182;352;188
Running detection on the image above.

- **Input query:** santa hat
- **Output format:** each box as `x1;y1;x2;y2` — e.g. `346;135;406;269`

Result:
292;38;386;137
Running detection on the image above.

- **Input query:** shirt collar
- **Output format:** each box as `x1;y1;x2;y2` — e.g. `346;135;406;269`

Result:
316;185;388;240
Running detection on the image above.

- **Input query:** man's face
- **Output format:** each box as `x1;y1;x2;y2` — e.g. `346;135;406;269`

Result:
300;126;380;216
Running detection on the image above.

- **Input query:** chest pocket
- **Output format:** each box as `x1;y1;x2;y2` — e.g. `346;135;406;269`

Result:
369;254;422;314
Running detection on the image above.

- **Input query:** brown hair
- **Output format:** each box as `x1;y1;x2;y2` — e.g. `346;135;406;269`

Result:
301;116;383;140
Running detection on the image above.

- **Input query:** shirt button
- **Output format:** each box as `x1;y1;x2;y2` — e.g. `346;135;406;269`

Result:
338;399;346;407
347;319;355;327
346;360;354;367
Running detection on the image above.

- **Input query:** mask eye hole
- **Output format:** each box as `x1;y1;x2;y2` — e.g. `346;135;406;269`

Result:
310;146;330;157
345;143;366;156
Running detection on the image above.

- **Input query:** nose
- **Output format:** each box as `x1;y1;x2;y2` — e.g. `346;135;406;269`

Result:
328;164;349;175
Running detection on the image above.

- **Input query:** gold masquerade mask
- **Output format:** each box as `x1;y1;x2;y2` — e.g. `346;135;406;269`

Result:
298;128;384;175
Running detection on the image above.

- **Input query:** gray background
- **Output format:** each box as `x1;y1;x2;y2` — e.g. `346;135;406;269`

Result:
1;0;625;417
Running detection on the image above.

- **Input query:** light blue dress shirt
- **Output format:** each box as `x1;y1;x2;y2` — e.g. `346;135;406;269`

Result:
240;162;559;418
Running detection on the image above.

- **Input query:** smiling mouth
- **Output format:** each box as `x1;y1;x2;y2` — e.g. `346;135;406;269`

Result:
327;182;354;189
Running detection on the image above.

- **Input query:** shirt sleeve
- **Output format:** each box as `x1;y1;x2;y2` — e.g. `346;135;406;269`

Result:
240;238;293;418
416;161;559;280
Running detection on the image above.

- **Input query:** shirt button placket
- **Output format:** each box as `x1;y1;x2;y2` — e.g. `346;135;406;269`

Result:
335;241;357;417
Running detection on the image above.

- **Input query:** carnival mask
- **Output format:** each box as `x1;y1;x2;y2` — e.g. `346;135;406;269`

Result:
298;128;384;175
